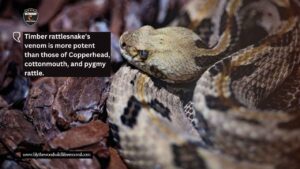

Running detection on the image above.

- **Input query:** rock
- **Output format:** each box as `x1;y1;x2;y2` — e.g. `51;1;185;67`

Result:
50;0;109;32
52;77;110;123
0;96;8;108
108;148;128;169
24;77;66;140
1;160;24;169
49;120;109;150
0;109;43;153
30;158;101;169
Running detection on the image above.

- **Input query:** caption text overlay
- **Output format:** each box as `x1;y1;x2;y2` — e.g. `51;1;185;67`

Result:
23;32;111;77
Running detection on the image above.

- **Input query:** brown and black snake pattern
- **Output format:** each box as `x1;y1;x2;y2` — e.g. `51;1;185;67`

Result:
107;0;300;168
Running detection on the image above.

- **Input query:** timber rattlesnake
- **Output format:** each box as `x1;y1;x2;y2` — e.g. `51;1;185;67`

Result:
107;0;300;168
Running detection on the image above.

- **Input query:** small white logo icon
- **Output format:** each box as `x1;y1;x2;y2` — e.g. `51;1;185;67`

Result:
13;32;21;43
23;8;39;26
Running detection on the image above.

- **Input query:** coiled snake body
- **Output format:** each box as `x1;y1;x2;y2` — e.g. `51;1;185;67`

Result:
107;0;300;168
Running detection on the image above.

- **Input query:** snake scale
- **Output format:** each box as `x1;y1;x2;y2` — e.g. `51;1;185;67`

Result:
107;0;300;168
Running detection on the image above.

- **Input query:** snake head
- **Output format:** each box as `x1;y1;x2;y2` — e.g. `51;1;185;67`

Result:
120;26;154;63
120;25;207;83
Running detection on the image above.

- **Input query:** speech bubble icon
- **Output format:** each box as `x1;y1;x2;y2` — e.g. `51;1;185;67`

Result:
13;32;21;43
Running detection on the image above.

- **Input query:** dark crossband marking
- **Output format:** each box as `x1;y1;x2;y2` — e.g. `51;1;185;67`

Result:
150;99;172;121
230;63;258;81
278;116;300;130
208;57;232;77
276;5;291;20
172;143;207;169
236;117;261;125
195;55;224;68
268;26;295;47
247;86;267;104
195;39;208;49
150;65;167;79
195;18;214;44
219;11;229;35
109;122;121;148
205;95;230;111
178;12;192;27
121;96;141;128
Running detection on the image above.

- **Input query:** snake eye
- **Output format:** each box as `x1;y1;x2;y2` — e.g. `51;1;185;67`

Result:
138;50;149;60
